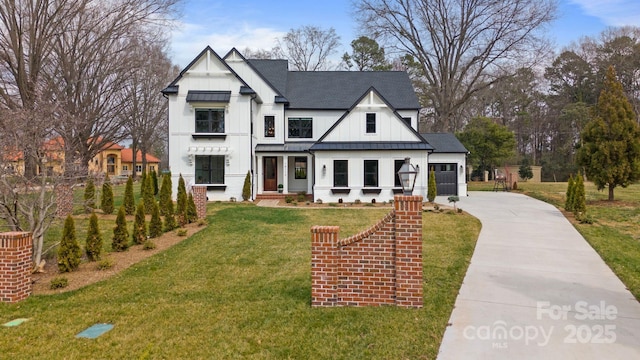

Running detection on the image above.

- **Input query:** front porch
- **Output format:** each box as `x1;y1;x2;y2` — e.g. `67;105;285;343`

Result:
254;193;314;201
254;145;314;199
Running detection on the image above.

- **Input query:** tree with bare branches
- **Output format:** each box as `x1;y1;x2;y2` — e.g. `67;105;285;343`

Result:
273;25;341;71
354;0;557;132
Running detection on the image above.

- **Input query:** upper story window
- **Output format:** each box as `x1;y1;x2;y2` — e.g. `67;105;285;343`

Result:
195;109;225;133
264;116;275;137
288;117;312;138
364;160;378;187
366;113;376;133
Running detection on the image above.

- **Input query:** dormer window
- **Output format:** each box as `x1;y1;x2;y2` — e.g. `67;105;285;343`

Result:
195;109;225;133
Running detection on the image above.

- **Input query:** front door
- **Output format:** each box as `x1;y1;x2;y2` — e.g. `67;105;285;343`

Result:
264;157;277;191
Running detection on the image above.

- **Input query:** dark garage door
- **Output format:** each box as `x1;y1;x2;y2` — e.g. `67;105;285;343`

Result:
431;163;457;196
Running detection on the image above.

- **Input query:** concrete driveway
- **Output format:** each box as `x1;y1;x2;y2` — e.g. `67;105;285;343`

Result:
435;191;640;359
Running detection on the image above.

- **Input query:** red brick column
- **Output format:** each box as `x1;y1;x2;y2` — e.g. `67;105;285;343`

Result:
192;185;207;219
311;226;339;307
56;184;73;218
394;195;423;308
0;232;32;303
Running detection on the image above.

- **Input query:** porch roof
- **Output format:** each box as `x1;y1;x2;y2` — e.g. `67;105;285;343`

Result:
186;90;231;103
255;142;315;153
309;141;434;151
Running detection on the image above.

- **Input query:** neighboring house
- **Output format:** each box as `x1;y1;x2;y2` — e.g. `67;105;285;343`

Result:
162;46;467;202
1;136;160;178
120;148;161;177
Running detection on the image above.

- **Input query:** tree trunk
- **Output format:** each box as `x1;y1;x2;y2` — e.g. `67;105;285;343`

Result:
608;184;615;201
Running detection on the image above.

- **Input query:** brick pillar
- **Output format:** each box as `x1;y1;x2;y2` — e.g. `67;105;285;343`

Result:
192;185;207;219
0;232;32;303
311;226;339;307
394;195;423;308
56;184;73;218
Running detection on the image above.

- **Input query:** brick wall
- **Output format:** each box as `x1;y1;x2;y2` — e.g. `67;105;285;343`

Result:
0;232;33;303
311;195;423;308
56;184;73;218
192;185;207;219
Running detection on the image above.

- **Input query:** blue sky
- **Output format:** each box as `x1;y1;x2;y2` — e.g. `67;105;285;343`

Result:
169;0;640;68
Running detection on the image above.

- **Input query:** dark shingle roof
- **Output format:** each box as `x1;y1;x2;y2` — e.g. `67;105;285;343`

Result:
420;133;468;153
310;142;433;151
247;60;419;110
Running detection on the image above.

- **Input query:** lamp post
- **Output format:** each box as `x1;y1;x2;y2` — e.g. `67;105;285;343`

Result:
397;157;418;195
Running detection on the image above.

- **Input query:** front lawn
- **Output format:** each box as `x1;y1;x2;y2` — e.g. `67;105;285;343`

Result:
1;203;480;359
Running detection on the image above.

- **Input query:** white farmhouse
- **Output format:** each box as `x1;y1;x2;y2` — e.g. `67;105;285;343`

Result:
162;47;467;202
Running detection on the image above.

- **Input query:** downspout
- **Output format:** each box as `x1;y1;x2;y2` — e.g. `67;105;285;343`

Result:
250;94;257;201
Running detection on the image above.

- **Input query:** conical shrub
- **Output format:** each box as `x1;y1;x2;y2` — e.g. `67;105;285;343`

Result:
84;178;96;213
112;206;129;251
159;172;172;217
149;201;163;238
85;212;103;261
151;169;159;196
132;202;147;245
565;175;575;212
58;215;81;272
427;169;437;203
101;178;114;215
143;172;155;215
242;170;251;201
163;199;177;232
187;192;198;223
124;176;135;215
573;174;586;216
176;174;188;226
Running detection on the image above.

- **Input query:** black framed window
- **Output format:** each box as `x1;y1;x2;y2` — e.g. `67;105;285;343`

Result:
195;155;225;184
333;160;348;187
264;116;275;137
364;160;378;187
195;109;225;133
394;159;404;187
288;117;312;138
402;117;411;126
294;157;307;179
366;113;376;133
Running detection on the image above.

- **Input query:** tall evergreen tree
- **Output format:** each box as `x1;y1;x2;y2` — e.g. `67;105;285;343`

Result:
57;215;81;272
143;173;155;215
124;176;135;215
132;202;147;245
112;206;130;251
84;177;96;213
158;172;172;217
101;178;114;215
427;169;437;202
577;66;640;200
85;212;103;261
149;201;163;238
176;174;188;226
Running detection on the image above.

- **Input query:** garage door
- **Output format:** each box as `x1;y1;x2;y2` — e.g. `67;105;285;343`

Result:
431;163;457;196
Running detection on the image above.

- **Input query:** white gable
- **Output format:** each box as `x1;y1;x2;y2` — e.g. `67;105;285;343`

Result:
319;90;423;143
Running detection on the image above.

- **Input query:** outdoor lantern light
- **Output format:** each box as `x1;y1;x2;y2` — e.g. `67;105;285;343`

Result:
397;157;418;195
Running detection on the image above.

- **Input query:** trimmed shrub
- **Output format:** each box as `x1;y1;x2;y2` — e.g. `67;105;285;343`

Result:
57;215;81;272
149;201;163;238
143;240;156;250
132;202;147;245
176;174;188;226
427;169;437;203
85;212;103;261
187;192;198;223
143;172;155;215
163;199;177;232
96;257;114;270
242;171;251;201
124;176;135;215
565;175;575;212
151;169;159;195
573;174;586;217
101;179;114;215
112;206;129;251
84;178;96;213
50;277;69;289
159;172;172;217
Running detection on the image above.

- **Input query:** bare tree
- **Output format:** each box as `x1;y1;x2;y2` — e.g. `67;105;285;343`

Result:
355;0;557;132
273;25;341;71
121;40;178;177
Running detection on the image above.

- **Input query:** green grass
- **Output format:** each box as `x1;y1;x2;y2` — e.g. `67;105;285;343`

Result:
469;180;640;300
0;203;480;359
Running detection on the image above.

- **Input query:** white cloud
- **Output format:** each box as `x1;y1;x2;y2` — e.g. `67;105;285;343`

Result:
169;21;285;67
569;0;640;27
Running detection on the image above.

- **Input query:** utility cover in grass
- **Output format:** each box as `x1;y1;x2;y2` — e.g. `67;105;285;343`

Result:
76;323;113;339
3;318;29;327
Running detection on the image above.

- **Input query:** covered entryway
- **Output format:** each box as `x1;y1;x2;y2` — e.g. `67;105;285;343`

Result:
263;157;277;191
431;163;457;195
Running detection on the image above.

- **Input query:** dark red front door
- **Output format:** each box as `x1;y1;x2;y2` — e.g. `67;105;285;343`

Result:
264;157;277;191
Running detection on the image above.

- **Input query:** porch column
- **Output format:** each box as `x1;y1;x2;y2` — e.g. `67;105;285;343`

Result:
282;155;288;194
